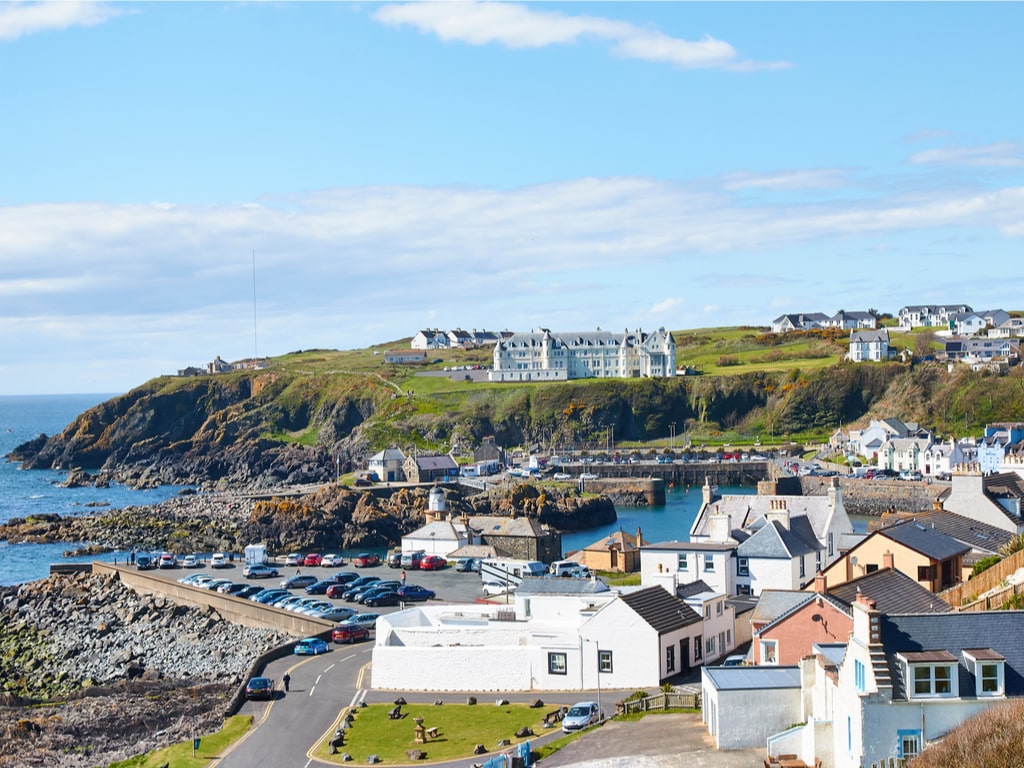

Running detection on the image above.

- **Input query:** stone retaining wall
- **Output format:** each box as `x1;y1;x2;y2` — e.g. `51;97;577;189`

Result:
797;477;945;516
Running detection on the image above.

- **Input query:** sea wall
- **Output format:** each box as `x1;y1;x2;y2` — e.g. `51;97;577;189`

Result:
797;477;944;516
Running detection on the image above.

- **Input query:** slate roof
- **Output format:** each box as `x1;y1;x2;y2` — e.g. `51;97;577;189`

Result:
828;568;952;615
881;612;1024;700
676;579;714;599
643;541;737;552
410;455;458;471
878;520;970;561
737;518;817;559
703;665;802;691
692;491;839;542
404;520;462;542
850;329;889;344
879;510;1012;556
515;577;611;595
369;448;406;462
468;515;549;538
620;586;701;634
751;591;812;625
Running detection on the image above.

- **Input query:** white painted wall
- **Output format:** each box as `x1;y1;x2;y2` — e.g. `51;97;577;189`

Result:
702;671;802;749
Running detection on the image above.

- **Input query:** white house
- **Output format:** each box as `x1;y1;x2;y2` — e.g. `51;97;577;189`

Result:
771;313;830;333
898;304;972;330
847;418;927;460
991;316;1024;338
410;329;449;350
370;582;703;692
827;310;877;330
682;589;736;664
762;595;1024;768
702;665;803;750
922;438;976;477
847;328;890;362
878;434;934;473
367;448;406;483
949;312;987;336
489;327;676;382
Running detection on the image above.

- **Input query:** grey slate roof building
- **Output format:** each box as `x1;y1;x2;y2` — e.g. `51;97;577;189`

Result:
881;611;1024;700
877;520;971;562
828;568;952;615
620;586;701;634
515;577;611;596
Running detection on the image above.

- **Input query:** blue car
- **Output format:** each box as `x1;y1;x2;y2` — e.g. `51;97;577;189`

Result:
293;637;330;656
397;584;436;602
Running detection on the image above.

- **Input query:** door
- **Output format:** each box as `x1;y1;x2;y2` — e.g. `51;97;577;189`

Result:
680;637;691;675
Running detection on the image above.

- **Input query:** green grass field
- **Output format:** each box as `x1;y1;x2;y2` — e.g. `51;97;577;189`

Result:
109;715;253;768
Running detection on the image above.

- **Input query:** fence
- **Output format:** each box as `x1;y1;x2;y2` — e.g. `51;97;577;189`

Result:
938;547;1024;609
480;740;532;768
617;691;701;715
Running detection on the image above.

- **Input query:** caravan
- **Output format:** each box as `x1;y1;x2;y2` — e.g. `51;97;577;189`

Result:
479;558;547;590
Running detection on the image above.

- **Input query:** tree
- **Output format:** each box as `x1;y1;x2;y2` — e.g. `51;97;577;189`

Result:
915;329;937;357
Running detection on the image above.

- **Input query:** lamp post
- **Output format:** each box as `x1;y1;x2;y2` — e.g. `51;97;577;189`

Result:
669;422;677;450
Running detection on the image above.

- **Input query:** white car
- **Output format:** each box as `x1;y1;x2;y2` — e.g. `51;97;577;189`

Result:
579;473;600;480
321;553;345;567
482;581;512;597
562;701;602;733
210;553;228;568
552;473;572;481
181;554;200;568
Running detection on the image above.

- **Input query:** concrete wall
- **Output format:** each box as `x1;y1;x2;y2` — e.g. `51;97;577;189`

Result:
93;562;334;636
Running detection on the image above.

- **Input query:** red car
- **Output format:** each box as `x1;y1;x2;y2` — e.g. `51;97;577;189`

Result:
303;553;323;567
419;554;447;571
353;553;380;568
331;623;371;644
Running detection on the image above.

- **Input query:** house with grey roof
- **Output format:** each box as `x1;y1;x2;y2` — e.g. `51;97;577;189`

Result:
763;594;1024;768
940;465;1024;534
371;583;704;693
847;328;891;362
877;508;1012;569
898;303;973;330
826;310;878;330
489;327;676;382
410;328;449;350
991;315;1024;338
770;312;831;333
367;448;406;482
467;515;562;563
702;665;803;750
402;454;459;484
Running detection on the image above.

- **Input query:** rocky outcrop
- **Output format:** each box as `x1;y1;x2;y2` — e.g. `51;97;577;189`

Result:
0;571;290;768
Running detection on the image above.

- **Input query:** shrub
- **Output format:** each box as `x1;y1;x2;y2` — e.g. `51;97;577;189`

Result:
972;555;1001;577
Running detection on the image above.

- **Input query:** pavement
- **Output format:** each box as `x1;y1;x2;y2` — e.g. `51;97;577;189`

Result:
535;714;766;768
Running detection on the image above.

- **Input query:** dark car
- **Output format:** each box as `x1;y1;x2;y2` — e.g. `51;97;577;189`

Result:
305;579;341;595
353;553;380;568
245;676;274;700
339;576;381;599
331;623;371;644
357;583;400;604
397;584;436;602
345;584;384;603
363;590;401;607
234;585;265;599
135;553;156;570
386;551;403;568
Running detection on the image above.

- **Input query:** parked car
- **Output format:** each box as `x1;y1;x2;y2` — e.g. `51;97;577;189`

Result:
181;554;200;568
178;572;210;585
332;571;361;585
348;583;392;603
317;606;357;623
281;574;318;590
386;551;403;568
362;590;402;607
135;553;156;570
353;553;380;568
158;552;177;569
293;637;330;656
561;701;602;733
210;552;228;569
221;583;256;597
400;550;426;569
331;623;371;644
251;588;289;604
245;676;275;700
579;473;599;480
244;564;279;579
303;553;323;567
397;584;435;602
203;578;233;591
305;579;341;595
419;554;448;571
284;553;303;566
346;612;380;629
482;581;511;597
339;576;382;600
722;654;746;667
321;553;345;567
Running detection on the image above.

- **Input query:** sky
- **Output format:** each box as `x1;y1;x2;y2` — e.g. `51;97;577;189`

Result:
2;1;1023;395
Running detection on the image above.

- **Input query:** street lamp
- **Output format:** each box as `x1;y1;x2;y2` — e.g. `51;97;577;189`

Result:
669;422;677;450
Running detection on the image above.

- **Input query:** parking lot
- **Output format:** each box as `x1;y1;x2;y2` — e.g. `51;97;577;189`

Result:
143;555;502;622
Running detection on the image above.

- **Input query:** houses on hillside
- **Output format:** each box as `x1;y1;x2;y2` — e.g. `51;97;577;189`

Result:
771;310;876;334
410;328;507;350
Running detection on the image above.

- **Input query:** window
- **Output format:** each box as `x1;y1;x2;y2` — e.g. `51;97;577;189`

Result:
828;532;834;556
865;563;879;574
799;556;806;579
666;644;676;673
704;604;711;619
705;636;716;656
598;650;613;674
716;600;723;615
677;554;688;571
704;554;715;573
898;730;922;760
736;584;751;596
718;631;725;653
737;557;749;577
694;635;703;661
965;651;1005;696
980;662;1000;693
912;665;953;696
918;565;935;581
761;639;778;665
548;652;567;675
816;550;822;571
855;659;865;692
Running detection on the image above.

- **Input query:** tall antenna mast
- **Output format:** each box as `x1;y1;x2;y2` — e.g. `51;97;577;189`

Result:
252;250;259;364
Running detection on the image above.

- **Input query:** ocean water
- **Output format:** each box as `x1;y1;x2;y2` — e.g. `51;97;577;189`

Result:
0;394;187;586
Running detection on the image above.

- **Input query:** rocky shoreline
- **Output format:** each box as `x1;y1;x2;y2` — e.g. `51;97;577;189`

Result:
0;571;290;767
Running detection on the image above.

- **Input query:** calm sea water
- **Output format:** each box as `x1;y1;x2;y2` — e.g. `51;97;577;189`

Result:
0;394;186;586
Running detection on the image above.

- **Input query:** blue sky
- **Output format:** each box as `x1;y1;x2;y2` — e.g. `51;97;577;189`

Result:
2;2;1023;395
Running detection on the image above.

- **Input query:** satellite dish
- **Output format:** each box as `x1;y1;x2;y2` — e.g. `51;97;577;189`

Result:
850;556;859;566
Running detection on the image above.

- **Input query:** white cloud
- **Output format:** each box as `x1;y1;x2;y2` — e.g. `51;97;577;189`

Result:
372;2;789;71
908;142;1024;168
0;1;119;42
650;297;684;314
721;169;849;191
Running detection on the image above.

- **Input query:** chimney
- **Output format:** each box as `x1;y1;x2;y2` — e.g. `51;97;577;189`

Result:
765;498;790;530
882;550;894;570
708;507;732;543
814;571;827;594
636;527;643;547
852;591;882;647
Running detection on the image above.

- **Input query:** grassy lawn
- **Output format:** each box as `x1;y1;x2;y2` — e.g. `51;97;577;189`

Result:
109;715;253;768
315;702;567;764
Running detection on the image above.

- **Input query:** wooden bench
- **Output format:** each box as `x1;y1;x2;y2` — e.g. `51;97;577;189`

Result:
388;705;403;720
426;726;440;739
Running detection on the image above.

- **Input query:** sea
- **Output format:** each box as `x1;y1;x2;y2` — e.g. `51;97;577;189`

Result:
0;394;187;586
1;394;865;587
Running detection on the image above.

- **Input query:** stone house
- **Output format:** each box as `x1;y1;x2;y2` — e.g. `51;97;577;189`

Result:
403;454;459;484
468;515;562;563
572;528;644;573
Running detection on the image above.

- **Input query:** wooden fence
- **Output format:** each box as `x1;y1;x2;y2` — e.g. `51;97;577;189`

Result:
939;548;1024;609
616;691;701;715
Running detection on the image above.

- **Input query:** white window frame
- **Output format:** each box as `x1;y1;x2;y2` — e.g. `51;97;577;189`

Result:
908;663;957;698
761;639;778;665
964;652;1005;697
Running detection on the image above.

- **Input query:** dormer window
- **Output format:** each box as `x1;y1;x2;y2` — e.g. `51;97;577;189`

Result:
900;651;958;699
964;649;1005;697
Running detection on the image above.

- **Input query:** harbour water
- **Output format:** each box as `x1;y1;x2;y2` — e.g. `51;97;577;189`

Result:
0;394;187;585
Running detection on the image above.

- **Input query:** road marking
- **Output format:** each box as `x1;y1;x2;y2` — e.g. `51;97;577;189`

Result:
309;685;316;696
338;654;355;663
315;673;323;685
324;663;337;673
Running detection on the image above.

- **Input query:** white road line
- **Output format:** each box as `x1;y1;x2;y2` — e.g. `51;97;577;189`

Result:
324;663;337;673
309;685;316;696
315;673;323;685
338;654;355;663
